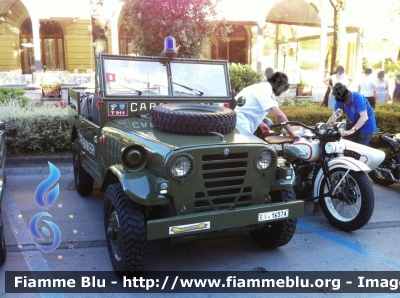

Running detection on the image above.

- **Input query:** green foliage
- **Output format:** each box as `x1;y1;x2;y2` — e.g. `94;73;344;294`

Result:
0;101;72;155
228;63;263;94
42;80;62;88
366;57;400;78
0;87;29;107
267;105;335;134
281;98;315;107
384;58;400;78
296;74;307;87
374;102;400;132
267;102;400;135
121;0;230;58
362;57;370;70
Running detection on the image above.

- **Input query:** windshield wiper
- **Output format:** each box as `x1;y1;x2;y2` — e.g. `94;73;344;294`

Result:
115;84;143;95
173;82;204;96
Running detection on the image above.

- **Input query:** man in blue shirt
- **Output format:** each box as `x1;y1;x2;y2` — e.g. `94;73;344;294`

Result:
327;83;376;145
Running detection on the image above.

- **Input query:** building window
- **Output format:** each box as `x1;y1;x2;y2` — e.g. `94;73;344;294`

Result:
212;25;248;64
119;27;135;55
20;18;65;74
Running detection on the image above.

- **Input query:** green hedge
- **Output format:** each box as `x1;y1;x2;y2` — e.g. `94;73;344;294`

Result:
268;100;400;134
0;99;72;155
1;90;400;156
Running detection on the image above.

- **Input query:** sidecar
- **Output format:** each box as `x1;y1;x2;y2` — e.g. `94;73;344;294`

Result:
280;126;385;173
340;139;385;173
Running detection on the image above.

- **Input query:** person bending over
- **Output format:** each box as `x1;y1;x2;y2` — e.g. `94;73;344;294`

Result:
235;72;300;141
328;83;376;145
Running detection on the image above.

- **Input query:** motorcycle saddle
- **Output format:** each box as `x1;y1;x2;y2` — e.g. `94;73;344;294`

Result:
264;135;293;144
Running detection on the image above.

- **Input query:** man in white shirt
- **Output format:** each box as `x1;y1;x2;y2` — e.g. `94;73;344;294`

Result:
234;72;300;140
358;68;376;108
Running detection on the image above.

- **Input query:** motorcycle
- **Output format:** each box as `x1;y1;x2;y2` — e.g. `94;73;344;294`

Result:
368;131;400;186
263;109;385;231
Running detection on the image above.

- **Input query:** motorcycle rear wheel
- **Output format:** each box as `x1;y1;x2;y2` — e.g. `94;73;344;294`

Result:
368;167;395;186
319;169;374;232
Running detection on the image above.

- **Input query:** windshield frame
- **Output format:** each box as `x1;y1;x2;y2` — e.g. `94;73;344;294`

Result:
98;54;232;103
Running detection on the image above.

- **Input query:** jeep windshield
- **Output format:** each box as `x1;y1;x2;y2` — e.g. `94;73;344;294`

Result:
100;55;231;99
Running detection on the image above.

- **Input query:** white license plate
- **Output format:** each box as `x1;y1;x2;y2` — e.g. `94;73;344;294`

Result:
258;209;289;222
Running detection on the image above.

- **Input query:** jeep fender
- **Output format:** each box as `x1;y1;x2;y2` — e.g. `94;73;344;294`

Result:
109;165;171;206
313;156;371;198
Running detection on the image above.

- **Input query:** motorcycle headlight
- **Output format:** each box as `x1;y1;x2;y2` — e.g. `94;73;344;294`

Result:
315;123;327;134
255;149;273;172
169;154;194;180
335;122;346;133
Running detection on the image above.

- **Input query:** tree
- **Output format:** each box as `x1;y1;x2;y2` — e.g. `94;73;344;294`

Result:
321;0;346;107
121;0;230;58
90;0;110;90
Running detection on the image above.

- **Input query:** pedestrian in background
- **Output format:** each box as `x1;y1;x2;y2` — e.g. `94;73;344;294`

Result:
262;67;274;82
329;83;376;146
392;74;400;101
358;68;376;108
373;70;390;104
323;65;353;109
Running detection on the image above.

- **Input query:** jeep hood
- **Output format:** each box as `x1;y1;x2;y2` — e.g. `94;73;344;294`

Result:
108;118;264;149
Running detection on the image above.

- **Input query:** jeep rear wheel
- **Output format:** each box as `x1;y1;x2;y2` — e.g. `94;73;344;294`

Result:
104;184;147;272
73;139;94;196
249;188;297;248
152;103;236;134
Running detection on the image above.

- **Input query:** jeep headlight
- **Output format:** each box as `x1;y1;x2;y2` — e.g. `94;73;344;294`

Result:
255;149;273;172
169;154;194;180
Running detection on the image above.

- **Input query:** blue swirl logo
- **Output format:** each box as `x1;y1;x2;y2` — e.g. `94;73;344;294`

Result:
29;162;62;252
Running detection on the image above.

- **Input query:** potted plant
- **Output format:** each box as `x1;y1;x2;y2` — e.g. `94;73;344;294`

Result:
42;80;62;97
296;75;308;96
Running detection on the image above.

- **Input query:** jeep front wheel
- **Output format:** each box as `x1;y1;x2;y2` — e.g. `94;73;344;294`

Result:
152;103;236;134
249;188;297;248
73;139;94;196
104;184;147;272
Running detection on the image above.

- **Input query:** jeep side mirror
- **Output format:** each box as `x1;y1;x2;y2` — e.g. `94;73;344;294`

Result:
0;122;5;130
236;96;246;107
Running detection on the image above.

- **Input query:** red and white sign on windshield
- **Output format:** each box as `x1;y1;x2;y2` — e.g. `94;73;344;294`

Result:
105;73;116;82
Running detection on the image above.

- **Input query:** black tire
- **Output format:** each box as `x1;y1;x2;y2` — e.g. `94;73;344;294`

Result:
368;166;395;186
73;139;94;196
319;169;374;231
152;103;236;134
104;184;147;272
249;188;297;248
0;216;6;265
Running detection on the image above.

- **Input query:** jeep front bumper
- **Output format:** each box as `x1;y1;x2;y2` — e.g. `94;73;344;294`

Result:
146;200;303;240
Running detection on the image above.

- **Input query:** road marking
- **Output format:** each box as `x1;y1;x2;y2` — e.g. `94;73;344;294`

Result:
3;184;65;298
298;219;400;271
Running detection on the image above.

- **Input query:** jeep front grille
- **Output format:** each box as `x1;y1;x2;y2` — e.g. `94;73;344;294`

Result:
194;152;253;212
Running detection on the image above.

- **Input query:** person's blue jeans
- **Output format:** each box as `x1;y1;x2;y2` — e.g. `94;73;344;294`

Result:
354;132;373;146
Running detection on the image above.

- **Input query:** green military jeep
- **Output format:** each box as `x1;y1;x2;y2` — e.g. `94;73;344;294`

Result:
67;47;303;272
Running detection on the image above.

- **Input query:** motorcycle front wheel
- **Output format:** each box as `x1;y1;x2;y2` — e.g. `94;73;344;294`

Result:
318;169;374;232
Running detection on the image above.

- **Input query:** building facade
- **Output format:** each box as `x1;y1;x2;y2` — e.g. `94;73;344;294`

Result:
0;0;398;99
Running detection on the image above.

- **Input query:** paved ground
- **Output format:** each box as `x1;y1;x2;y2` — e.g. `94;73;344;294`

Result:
3;156;400;298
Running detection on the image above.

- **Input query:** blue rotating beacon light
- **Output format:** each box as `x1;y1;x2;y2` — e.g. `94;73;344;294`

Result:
164;36;177;58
